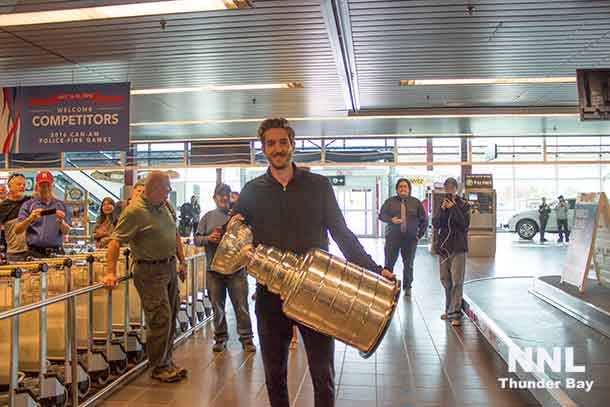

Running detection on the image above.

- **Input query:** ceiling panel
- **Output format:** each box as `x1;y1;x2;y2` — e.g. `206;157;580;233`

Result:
348;0;610;110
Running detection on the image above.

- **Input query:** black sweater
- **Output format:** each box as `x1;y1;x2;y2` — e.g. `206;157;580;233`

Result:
432;196;470;256
234;164;382;312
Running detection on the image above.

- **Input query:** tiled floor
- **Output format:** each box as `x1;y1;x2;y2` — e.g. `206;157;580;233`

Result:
95;234;566;407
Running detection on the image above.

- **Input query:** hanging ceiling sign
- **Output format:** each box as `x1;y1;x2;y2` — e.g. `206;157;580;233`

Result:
1;82;130;153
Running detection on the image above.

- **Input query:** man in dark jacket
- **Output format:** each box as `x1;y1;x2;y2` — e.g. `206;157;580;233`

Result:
231;118;395;407
538;197;551;243
379;178;427;296
432;177;470;327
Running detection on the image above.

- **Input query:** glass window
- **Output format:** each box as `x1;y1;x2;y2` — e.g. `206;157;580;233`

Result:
557;164;600;179
559;179;601;198
397;137;426;163
150;142;185;152
432;138;461;162
514;180;558;211
472;165;514;180
514;165;556;179
547;136;602;161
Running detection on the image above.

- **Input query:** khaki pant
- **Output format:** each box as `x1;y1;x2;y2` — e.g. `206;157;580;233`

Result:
133;260;179;369
439;252;466;321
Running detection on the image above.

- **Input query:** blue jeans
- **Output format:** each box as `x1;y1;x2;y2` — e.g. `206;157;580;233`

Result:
207;269;253;343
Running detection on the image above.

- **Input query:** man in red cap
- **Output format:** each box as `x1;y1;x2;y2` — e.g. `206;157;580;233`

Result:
15;171;71;257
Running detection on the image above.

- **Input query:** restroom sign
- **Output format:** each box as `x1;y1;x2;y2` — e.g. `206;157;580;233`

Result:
327;176;345;186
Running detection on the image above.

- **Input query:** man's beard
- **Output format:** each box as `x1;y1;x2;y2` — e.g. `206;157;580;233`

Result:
269;152;292;169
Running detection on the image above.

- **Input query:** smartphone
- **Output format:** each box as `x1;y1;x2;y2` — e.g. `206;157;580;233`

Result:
444;193;454;201
40;208;57;216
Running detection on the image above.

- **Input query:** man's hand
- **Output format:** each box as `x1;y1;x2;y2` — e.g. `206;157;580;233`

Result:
56;209;66;224
391;217;402;225
207;229;222;243
29;208;43;221
441;199;455;210
178;262;187;282
102;273;118;288
381;268;395;281
227;213;245;229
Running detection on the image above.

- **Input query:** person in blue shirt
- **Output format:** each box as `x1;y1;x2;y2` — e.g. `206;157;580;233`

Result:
15;171;71;257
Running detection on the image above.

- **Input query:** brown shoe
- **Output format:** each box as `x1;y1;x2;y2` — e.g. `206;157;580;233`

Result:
151;367;181;383
171;363;188;378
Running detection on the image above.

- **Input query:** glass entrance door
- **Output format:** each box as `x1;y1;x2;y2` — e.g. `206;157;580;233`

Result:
333;179;379;237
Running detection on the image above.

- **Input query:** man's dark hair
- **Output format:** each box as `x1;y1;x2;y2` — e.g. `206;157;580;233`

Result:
214;183;231;197
444;177;459;189
395;178;412;193
257;118;296;145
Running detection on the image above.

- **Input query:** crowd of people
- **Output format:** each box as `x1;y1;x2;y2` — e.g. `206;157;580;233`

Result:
0;117;484;406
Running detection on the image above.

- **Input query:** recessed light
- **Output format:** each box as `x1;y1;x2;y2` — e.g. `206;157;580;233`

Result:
131;82;303;95
0;0;252;27
399;77;576;86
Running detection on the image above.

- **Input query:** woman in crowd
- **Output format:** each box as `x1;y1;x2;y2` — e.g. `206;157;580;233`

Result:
93;197;118;248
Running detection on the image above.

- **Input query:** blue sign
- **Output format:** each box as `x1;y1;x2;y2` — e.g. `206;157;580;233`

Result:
1;82;130;153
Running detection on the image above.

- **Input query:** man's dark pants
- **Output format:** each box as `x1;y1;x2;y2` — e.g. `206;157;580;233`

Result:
256;288;335;407
384;235;418;289
540;215;549;240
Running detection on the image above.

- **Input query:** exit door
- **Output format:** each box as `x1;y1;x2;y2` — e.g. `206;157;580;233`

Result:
332;177;380;237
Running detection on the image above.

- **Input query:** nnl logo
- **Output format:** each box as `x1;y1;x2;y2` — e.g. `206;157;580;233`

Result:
509;347;585;373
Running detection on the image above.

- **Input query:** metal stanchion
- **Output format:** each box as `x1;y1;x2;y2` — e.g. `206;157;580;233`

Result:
39;264;48;383
106;279;113;367
86;256;95;368
190;257;198;327
8;268;22;407
62;258;79;407
122;250;130;351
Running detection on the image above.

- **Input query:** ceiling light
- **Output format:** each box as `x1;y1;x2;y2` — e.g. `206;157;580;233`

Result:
399;77;576;86
0;0;252;27
131;82;303;95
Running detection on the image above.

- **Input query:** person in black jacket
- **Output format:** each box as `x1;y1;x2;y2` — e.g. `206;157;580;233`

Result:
231;118;395;407
538;197;551;243
379;178;427;296
432;177;470;327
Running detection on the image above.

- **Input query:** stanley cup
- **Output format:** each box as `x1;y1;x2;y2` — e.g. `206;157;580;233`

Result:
211;221;400;358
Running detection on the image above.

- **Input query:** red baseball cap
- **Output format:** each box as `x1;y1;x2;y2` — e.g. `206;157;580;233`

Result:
35;171;54;185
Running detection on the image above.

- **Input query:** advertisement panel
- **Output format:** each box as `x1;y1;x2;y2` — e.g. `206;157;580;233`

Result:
1;82;130;153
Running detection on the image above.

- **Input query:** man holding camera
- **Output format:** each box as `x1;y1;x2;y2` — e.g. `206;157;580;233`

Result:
15;171;70;258
195;183;255;353
432;177;470;327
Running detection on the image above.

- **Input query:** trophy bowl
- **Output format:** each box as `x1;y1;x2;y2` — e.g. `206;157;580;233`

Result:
210;221;253;275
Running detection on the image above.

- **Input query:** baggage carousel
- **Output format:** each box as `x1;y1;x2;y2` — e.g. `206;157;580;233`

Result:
462;276;610;407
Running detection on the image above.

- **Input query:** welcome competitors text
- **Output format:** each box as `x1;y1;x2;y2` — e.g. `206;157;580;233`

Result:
498;378;594;393
32;113;119;127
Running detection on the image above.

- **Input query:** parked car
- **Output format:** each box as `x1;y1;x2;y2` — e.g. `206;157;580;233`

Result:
506;198;575;240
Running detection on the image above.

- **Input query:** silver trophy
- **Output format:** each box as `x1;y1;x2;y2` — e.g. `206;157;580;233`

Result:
211;221;400;358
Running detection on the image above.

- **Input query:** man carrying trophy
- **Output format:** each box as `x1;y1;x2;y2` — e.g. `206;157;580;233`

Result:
230;118;395;407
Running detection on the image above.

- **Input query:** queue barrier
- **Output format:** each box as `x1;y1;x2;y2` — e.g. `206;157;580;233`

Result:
0;248;211;407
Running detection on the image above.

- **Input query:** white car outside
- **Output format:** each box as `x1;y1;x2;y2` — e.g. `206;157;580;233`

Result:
506;199;575;240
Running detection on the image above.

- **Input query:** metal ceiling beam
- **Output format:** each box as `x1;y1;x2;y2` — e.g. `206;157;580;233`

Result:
321;0;360;112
